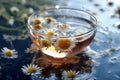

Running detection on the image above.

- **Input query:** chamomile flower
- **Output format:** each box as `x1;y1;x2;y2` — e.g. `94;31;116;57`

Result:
25;44;39;54
46;17;53;23
21;13;28;20
34;18;42;24
40;38;51;48
10;6;19;13
8;18;14;25
41;5;48;10
46;30;54;38
1;47;18;59
21;64;41;75
62;70;79;80
33;24;43;30
45;17;57;26
60;23;69;30
17;34;29;40
28;8;34;14
3;34;16;41
30;18;43;26
55;38;75;52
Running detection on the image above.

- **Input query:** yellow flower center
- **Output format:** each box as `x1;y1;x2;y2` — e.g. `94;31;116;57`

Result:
34;19;41;24
58;39;71;50
34;24;42;29
20;34;25;38
67;71;76;78
60;24;68;30
46;17;52;23
27;67;36;73
47;31;54;37
5;50;13;57
41;39;51;47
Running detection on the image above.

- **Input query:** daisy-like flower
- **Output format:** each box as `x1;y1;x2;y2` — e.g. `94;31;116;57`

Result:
10;6;19;13
34;18;42;25
41;5;48;10
33;24;43;30
55;38;75;52
21;64;41;75
3;34;16;41
60;23;69;30
21;13;28;20
8;18;14;25
25;44;39;54
46;17;53;23
28;8;34;14
40;38;51;48
46;30;55;38
62;70;79;80
30;18;42;26
17;34;29;40
1;47;18;59
45;17;57;25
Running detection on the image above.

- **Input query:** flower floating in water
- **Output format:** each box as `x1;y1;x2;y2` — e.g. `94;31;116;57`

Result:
34;18;42;25
60;23;69;30
21;64;41;75
47;30;54;38
34;24;43;30
3;34;16;41
46;17;53;23
62;70;79;80
1;47;18;59
55;38;75;52
40;39;51;48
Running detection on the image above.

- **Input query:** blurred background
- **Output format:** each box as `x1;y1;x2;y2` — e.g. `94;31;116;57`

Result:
0;0;120;80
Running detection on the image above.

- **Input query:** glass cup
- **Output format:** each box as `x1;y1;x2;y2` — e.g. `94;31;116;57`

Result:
27;8;97;77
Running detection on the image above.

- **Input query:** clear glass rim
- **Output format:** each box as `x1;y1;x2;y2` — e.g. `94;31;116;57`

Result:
28;7;97;37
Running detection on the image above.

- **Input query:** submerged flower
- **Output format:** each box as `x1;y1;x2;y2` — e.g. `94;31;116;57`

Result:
62;70;79;80
21;64;41;75
3;34;16;41
55;38;75;52
60;23;69;30
47;30;54;38
34;24;43;30
46;17;53;23
40;39;51;48
1;47;18;59
34;18;42;24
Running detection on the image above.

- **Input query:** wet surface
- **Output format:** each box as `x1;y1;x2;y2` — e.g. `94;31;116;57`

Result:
0;0;120;80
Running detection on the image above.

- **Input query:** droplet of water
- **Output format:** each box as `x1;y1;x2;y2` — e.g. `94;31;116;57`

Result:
108;57;118;64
